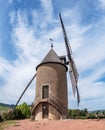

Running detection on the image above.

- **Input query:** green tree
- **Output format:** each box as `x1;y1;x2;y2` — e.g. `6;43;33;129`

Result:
80;109;87;117
71;109;80;119
68;109;72;117
76;109;81;118
84;108;88;114
16;102;31;118
68;108;88;119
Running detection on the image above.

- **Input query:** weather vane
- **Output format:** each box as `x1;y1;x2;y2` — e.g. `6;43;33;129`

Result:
50;38;53;49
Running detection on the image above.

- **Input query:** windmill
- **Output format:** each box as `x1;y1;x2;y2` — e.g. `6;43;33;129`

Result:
14;13;80;120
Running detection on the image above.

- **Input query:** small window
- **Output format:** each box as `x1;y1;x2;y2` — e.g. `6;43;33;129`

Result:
42;85;49;99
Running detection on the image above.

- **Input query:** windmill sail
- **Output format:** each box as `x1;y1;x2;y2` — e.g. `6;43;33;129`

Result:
59;13;80;105
14;73;37;109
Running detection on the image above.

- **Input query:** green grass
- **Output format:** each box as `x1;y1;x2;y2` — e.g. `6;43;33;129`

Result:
0;106;11;113
0;120;17;130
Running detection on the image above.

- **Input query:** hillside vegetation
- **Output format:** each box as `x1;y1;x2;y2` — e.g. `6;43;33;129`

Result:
0;103;15;114
0;103;14;109
0;106;12;114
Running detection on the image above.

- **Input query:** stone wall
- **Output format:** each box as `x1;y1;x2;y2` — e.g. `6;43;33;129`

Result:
34;63;68;120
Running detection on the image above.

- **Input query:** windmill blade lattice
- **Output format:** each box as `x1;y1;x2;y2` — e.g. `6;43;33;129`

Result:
59;13;80;105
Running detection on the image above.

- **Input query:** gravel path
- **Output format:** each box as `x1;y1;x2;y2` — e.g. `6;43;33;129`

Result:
5;119;105;130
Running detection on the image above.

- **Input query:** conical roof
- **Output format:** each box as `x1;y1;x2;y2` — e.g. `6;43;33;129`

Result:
36;49;67;70
41;49;63;64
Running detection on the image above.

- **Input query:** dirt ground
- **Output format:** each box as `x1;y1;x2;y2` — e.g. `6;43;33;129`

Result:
5;119;105;130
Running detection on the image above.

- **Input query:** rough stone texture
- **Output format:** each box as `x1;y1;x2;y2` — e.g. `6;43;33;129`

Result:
36;63;68;106
49;104;61;120
34;103;42;120
33;62;68;120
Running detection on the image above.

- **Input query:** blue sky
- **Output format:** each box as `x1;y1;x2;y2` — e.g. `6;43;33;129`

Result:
0;0;105;111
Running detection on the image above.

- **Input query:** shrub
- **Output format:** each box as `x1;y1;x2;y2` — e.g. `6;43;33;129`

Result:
2;112;8;120
14;108;24;119
0;114;3;122
1;103;31;121
2;110;15;120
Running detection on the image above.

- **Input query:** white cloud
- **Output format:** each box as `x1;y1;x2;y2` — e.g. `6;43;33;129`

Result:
31;0;54;30
40;0;53;20
0;7;56;105
99;0;105;9
40;0;53;14
0;10;39;104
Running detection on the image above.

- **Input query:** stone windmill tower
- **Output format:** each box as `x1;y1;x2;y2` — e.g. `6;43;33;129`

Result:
31;47;68;120
14;14;80;121
31;14;80;120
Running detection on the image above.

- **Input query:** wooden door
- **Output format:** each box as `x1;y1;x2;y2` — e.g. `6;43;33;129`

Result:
42;102;49;118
